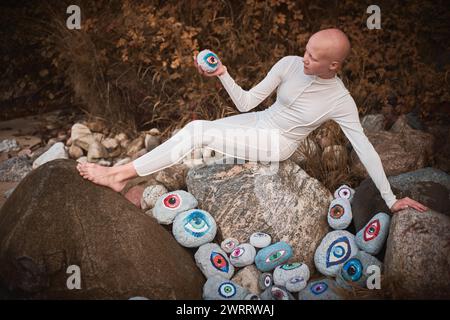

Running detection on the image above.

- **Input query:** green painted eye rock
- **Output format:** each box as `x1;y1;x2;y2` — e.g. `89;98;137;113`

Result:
255;241;293;272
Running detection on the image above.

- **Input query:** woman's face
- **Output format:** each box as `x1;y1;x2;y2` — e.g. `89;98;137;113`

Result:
302;36;336;77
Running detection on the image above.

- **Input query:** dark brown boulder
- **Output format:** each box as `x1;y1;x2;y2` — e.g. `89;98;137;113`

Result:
0;159;204;299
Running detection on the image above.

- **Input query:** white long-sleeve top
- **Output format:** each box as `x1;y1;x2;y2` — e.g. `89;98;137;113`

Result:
218;55;397;208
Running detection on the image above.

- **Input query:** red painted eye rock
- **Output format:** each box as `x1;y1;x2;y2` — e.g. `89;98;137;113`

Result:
364;219;381;241
163;194;181;209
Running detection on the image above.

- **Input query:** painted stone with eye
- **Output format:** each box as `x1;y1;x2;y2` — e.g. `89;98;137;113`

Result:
314;230;358;277
196;49;221;73
244;293;261;300
286;274;309;293
249;232;272;248
152;190;198;225
298;278;343;300
273;262;310;292
172;209;217;248
255;241;293;272
220;237;239;254
258;272;273;291
336;251;383;290
327;198;353;230
195;243;234;279
202;275;249;300
333;184;355;203
229;243;256;268
260;285;295;300
355;212;391;255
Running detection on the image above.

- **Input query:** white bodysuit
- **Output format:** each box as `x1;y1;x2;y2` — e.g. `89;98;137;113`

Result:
132;55;397;208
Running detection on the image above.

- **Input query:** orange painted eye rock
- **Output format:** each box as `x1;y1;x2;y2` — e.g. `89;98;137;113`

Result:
163;193;181;209
364;219;380;241
330;204;345;219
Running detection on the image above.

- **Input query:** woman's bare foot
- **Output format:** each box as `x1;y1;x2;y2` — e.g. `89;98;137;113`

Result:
76;162;128;192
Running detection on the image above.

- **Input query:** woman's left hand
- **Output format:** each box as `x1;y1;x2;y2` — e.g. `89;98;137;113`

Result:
390;196;428;213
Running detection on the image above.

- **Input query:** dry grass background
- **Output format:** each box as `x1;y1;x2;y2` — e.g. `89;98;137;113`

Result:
7;0;450;191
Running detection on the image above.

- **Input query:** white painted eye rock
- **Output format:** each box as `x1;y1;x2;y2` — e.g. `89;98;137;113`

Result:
333;184;355;203
355;212;391;255
273;262;310;292
229;243;256;268
260;285;295;300
195;243;234;280
196;49;221;73
249;232;272;248
298;278;343;300
258;272;273;291
172;209;217;248
327;198;353;230
314;230;358;277
152;190;198;225
336;251;383;290
220;237;240;254
203;275;249;300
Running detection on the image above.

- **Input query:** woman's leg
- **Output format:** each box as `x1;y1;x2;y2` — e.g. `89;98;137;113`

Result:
132;112;292;176
77;112;294;190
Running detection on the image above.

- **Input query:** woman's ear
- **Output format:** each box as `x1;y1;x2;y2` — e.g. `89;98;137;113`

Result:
329;61;340;72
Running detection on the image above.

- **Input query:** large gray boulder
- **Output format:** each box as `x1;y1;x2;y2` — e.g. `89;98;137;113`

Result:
186;160;332;271
384;208;450;299
0;159;204;299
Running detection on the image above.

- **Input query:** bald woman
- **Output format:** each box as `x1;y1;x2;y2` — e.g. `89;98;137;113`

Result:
77;28;427;213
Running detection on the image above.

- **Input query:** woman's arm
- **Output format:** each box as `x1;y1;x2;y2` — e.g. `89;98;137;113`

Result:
332;95;398;208
332;95;428;212
216;56;291;113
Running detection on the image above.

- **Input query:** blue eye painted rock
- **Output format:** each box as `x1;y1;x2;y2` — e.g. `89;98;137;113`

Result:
314;230;358;277
355;212;391;255
229;243;256;268
333;184;355;203
286;274;309;292
298;278;343;300
327;198;353;230
220;237;240;254
202;275;249;300
197;49;221;73
255;241;293;272
260;285;295;300
152;190;198;225
336;251;383;290
258;272;273;291
249;232;272;248
172;209;217;247
273;262;310;292
195;243;234;279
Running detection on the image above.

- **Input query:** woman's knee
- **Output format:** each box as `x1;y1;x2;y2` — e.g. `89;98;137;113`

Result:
182;119;212;134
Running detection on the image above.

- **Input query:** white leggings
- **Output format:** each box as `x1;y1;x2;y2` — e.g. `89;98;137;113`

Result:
132;111;299;176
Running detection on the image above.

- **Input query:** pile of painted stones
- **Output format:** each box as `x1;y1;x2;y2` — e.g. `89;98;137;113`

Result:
312;185;390;299
151;184;391;300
